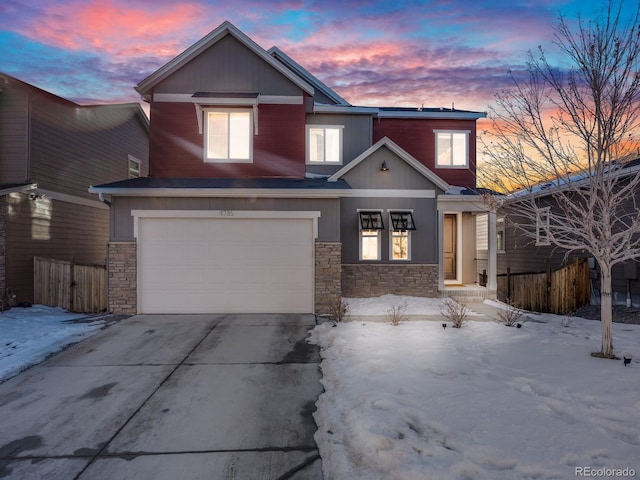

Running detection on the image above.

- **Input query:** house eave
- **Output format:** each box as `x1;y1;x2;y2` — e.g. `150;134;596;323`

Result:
314;104;379;114
0;183;38;196
88;186;352;199
377;110;487;120
438;194;493;212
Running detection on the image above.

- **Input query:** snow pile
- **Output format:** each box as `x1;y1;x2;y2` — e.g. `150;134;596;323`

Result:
0;305;106;382
310;304;640;479
345;295;479;316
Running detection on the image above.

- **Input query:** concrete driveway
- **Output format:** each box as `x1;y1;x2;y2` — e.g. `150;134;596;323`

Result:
0;314;324;479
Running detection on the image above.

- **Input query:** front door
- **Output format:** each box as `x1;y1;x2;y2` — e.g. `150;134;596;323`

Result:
444;214;457;280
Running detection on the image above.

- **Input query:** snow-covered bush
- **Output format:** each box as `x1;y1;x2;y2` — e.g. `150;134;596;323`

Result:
496;298;524;327
387;302;408;326
440;297;469;328
328;298;350;323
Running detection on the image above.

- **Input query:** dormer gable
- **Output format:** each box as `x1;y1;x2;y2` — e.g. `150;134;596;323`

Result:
329;136;450;192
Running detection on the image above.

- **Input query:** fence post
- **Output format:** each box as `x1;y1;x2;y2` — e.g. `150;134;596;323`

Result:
573;256;579;312
69;257;75;313
545;259;551;313
506;267;511;300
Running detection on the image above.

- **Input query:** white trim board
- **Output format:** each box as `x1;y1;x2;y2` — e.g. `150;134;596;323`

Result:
90;187;349;198
131;209;321;239
36;189;109;210
349;189;436;198
153;93;303;105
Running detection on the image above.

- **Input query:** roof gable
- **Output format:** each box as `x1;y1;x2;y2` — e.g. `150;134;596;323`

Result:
136;21;314;98
328;137;450;191
268;47;349;106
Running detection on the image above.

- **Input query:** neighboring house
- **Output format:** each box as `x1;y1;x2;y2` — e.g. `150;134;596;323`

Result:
0;72;149;306
89;21;498;315
496;161;640;306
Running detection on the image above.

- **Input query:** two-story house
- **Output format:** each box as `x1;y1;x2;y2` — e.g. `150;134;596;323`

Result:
0;73;149;306
89;21;498;315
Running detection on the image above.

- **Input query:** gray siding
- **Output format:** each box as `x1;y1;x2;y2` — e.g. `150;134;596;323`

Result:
30;101;149;199
0;77;29;183
305;113;372;176
5;193;109;303
341;146;444;191
341;197;438;264
155;35;303;97
109;196;340;242
313;90;339;106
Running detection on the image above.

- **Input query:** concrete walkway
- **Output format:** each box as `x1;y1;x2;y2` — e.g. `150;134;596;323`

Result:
0;314;324;480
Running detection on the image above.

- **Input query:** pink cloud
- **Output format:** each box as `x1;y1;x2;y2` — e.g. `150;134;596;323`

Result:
14;0;212;60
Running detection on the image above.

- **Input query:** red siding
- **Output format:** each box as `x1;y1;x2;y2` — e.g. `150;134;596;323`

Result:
373;118;477;188
149;102;306;178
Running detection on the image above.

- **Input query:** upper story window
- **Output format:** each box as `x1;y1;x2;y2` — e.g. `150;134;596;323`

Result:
128;155;141;178
536;207;551;246
306;125;343;164
435;130;469;168
205;109;253;163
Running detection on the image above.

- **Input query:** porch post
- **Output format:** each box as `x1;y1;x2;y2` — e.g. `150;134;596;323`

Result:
438;208;445;292
487;210;497;291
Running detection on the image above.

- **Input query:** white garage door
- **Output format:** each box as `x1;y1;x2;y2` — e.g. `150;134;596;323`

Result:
136;214;315;314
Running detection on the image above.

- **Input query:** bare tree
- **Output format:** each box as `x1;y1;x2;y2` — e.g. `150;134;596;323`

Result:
480;1;640;358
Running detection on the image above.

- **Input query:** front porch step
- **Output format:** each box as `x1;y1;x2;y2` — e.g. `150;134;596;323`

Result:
440;288;497;303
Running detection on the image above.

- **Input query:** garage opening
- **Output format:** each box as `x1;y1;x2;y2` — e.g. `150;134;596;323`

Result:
134;211;318;314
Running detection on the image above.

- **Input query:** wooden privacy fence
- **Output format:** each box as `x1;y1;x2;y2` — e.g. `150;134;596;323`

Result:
497;258;590;314
34;257;107;313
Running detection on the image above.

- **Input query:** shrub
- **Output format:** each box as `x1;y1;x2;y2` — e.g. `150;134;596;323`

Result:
328;298;350;323
496;298;524;327
441;297;469;328
387;302;408;326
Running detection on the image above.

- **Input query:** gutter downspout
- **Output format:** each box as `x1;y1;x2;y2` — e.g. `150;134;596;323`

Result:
98;192;111;207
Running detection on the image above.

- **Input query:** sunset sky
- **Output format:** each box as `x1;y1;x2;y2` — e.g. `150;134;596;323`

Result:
0;0;637;114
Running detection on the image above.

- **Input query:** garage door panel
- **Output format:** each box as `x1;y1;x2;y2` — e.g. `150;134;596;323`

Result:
137;216;315;314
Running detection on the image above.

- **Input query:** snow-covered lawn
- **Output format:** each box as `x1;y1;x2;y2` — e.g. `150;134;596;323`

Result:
0;305;107;382
311;296;640;480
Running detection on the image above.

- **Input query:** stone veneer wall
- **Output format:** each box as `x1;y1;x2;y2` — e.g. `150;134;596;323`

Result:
315;241;342;314
0;196;6;307
108;242;137;314
342;263;439;298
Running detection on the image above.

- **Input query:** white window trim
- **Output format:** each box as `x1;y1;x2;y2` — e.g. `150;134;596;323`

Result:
388;210;413;261
204;108;254;163
536;207;551;246
497;216;506;253
358;209;383;261
434;130;470;169
306;125;344;164
128;155;141;179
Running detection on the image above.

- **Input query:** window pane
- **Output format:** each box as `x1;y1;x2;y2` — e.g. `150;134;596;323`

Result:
208;112;228;159
325;128;340;162
361;230;379;260
437;133;452;165
229;112;251;159
452;133;467;165
309;128;324;162
392;233;409;260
